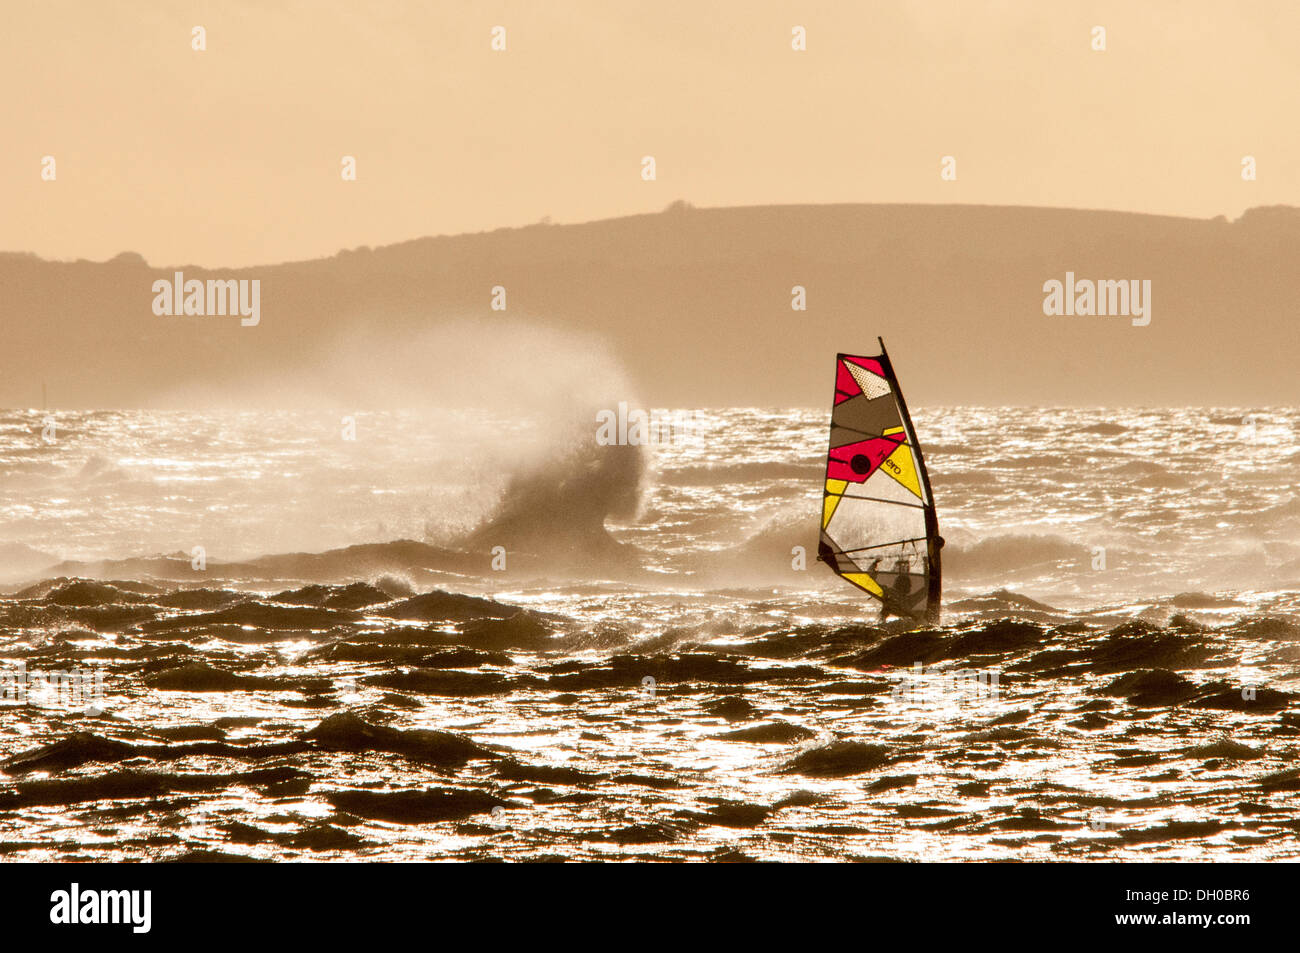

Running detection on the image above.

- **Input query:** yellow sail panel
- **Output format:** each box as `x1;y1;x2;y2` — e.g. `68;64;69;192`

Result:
822;478;847;528
881;443;923;499
842;572;884;597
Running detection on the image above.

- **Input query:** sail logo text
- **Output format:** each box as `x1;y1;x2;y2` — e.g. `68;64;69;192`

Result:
152;272;260;326
49;883;151;933
1042;272;1150;326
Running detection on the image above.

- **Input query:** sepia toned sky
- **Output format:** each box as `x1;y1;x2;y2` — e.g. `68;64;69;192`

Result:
3;0;1297;267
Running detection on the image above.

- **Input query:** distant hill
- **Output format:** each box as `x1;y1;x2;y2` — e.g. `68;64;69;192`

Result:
2;203;1297;407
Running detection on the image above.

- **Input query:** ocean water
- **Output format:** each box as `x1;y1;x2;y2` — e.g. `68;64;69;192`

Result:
1;406;1298;861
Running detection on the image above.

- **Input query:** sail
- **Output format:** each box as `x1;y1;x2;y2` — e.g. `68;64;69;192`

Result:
818;339;941;620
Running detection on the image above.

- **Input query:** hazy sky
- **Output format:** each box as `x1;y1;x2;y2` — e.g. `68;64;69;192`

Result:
3;1;1296;266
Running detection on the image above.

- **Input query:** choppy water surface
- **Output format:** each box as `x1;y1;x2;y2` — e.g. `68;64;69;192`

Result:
1;407;1298;861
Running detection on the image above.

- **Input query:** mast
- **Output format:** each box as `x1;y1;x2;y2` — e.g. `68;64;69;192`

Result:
876;337;942;623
